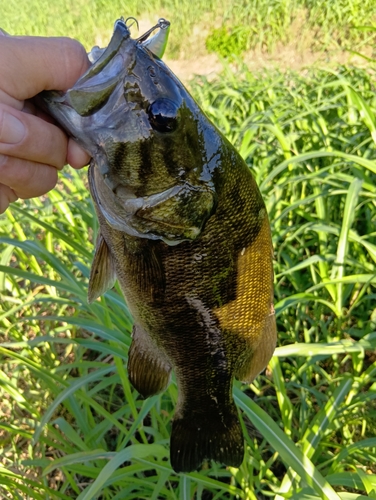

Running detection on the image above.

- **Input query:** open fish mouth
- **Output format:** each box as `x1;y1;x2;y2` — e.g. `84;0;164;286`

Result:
40;17;171;141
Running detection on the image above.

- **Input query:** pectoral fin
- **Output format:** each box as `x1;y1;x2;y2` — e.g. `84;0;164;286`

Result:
124;240;166;305
88;234;116;303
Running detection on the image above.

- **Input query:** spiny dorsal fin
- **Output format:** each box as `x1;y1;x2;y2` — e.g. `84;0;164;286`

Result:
88;234;116;303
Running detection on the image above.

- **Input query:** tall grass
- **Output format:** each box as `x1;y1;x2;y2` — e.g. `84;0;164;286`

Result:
0;59;375;497
2;0;376;57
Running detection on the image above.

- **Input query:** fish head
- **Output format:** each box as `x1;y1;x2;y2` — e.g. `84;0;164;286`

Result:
41;18;219;243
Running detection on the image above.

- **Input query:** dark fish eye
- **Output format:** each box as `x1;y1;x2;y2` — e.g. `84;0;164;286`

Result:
148;98;179;132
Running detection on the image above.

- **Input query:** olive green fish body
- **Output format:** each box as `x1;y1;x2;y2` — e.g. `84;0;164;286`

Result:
41;19;276;473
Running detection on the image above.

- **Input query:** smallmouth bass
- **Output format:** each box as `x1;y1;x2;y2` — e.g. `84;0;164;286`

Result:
41;18;276;473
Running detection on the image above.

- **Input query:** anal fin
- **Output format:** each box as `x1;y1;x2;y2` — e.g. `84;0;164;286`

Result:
88;234;116;303
128;324;172;397
235;311;276;382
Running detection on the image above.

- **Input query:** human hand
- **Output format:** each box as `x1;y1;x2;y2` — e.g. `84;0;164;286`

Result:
0;33;91;214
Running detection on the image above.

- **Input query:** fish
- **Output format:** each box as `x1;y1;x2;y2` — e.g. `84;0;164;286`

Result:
40;18;277;473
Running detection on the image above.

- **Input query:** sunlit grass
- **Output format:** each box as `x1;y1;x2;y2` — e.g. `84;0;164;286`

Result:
2;0;376;57
0;60;375;498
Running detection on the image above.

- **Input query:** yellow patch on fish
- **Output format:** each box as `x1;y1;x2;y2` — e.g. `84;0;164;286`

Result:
214;208;276;382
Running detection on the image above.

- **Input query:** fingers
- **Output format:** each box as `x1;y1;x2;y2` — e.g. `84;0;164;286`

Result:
0;154;58;200
0;104;90;210
0;184;18;214
0;35;91;213
0;36;90;100
0;104;68;168
0;88;23;110
67;138;91;169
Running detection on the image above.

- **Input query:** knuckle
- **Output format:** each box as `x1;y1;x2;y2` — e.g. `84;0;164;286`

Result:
0;153;11;177
28;163;58;196
42;125;67;169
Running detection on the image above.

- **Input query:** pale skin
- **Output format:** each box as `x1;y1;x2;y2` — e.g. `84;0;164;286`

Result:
0;33;91;214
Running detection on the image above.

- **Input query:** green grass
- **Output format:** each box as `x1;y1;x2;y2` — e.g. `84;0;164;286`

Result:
2;0;376;57
2;1;376;497
1;57;376;498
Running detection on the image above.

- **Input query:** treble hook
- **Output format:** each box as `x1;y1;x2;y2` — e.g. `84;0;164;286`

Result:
136;18;170;44
124;16;139;31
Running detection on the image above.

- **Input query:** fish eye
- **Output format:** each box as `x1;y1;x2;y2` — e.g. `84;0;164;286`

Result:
148;98;179;132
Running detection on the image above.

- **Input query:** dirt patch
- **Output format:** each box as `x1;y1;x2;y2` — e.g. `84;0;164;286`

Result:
165;46;372;83
165;53;223;82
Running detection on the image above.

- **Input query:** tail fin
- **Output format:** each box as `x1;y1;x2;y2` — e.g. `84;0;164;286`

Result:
170;408;244;473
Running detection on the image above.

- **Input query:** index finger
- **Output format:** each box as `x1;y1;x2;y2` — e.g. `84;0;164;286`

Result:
0;36;90;100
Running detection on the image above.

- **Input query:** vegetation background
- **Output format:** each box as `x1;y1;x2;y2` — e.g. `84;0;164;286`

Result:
1;1;376;499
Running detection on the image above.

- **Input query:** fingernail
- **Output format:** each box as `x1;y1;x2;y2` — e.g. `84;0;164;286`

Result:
2;112;25;144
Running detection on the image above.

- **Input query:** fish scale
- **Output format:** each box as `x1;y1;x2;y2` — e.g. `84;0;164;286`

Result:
40;17;276;473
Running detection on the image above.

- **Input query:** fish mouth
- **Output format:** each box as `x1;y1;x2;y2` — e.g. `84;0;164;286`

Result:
39;17;171;153
37;90;72;114
42;16;170;111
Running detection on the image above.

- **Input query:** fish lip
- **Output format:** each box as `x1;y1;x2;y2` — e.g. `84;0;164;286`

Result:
41;90;64;102
37;90;72;109
74;19;131;87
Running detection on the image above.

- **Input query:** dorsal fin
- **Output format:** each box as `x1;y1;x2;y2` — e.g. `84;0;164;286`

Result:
88;234;116;303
